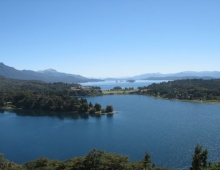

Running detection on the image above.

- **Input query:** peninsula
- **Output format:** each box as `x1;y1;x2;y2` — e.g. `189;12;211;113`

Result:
137;79;220;102
101;79;220;103
0;76;113;115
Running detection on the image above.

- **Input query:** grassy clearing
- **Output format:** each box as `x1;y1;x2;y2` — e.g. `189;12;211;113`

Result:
102;90;138;95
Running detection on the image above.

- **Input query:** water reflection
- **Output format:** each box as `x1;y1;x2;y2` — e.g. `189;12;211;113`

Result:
0;109;113;120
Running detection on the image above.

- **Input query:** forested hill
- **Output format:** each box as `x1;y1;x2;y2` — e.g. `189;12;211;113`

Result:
0;75;102;96
0;75;80;94
0;76;105;112
138;79;220;101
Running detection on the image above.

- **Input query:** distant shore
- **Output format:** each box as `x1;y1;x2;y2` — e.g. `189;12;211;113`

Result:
143;94;220;104
102;89;138;95
102;90;220;104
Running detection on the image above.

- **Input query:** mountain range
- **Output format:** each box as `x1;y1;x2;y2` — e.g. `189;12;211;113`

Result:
1;62;220;83
0;62;101;83
104;71;220;80
130;71;220;80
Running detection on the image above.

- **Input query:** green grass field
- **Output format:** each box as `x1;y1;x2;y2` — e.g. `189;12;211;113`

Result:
102;90;138;95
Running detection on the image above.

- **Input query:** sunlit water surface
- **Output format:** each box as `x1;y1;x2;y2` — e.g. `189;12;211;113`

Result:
1;94;220;170
1;81;220;169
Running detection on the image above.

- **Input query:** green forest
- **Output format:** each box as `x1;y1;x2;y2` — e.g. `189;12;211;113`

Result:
0;76;113;114
138;79;220;102
0;75;102;97
1;145;220;170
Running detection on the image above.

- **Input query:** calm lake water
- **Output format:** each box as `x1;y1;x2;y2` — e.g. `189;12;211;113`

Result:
81;80;166;90
1;94;220;169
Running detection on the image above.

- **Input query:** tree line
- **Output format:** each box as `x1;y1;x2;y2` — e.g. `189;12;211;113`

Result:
1;145;220;170
138;79;220;101
0;76;112;114
0;90;113;114
0;75;102;97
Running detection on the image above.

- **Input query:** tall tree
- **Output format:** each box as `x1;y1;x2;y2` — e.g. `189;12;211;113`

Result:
190;145;208;170
89;102;93;108
94;103;101;112
105;105;113;113
83;149;104;170
143;152;151;169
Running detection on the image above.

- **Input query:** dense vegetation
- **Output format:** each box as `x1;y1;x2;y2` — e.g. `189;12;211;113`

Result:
102;86;137;95
1;145;220;170
138;79;220;101
111;86;134;91
0;76;102;97
0;149;167;170
0;90;112;114
0;76;112;114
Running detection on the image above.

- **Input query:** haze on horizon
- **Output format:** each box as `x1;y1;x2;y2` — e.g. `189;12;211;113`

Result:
0;0;220;78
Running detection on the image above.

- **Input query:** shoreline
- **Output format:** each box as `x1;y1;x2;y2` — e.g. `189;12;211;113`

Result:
147;95;220;104
101;90;220;104
102;90;138;95
0;107;116;115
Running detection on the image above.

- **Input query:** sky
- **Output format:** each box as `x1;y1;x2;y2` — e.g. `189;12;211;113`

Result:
0;0;220;78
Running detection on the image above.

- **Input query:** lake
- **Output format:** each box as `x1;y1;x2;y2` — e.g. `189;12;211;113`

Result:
81;80;166;90
1;94;220;169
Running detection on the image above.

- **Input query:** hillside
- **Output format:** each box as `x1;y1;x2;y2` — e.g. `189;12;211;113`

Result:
138;79;220;101
0;75;102;97
0;62;101;83
0;76;103;112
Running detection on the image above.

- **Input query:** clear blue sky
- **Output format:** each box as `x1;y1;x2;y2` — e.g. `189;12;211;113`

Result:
0;0;220;78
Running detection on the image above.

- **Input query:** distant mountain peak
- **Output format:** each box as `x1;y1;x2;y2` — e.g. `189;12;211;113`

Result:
0;63;101;83
38;69;58;73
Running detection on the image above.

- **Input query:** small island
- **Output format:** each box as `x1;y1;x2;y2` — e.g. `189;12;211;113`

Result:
126;80;135;83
